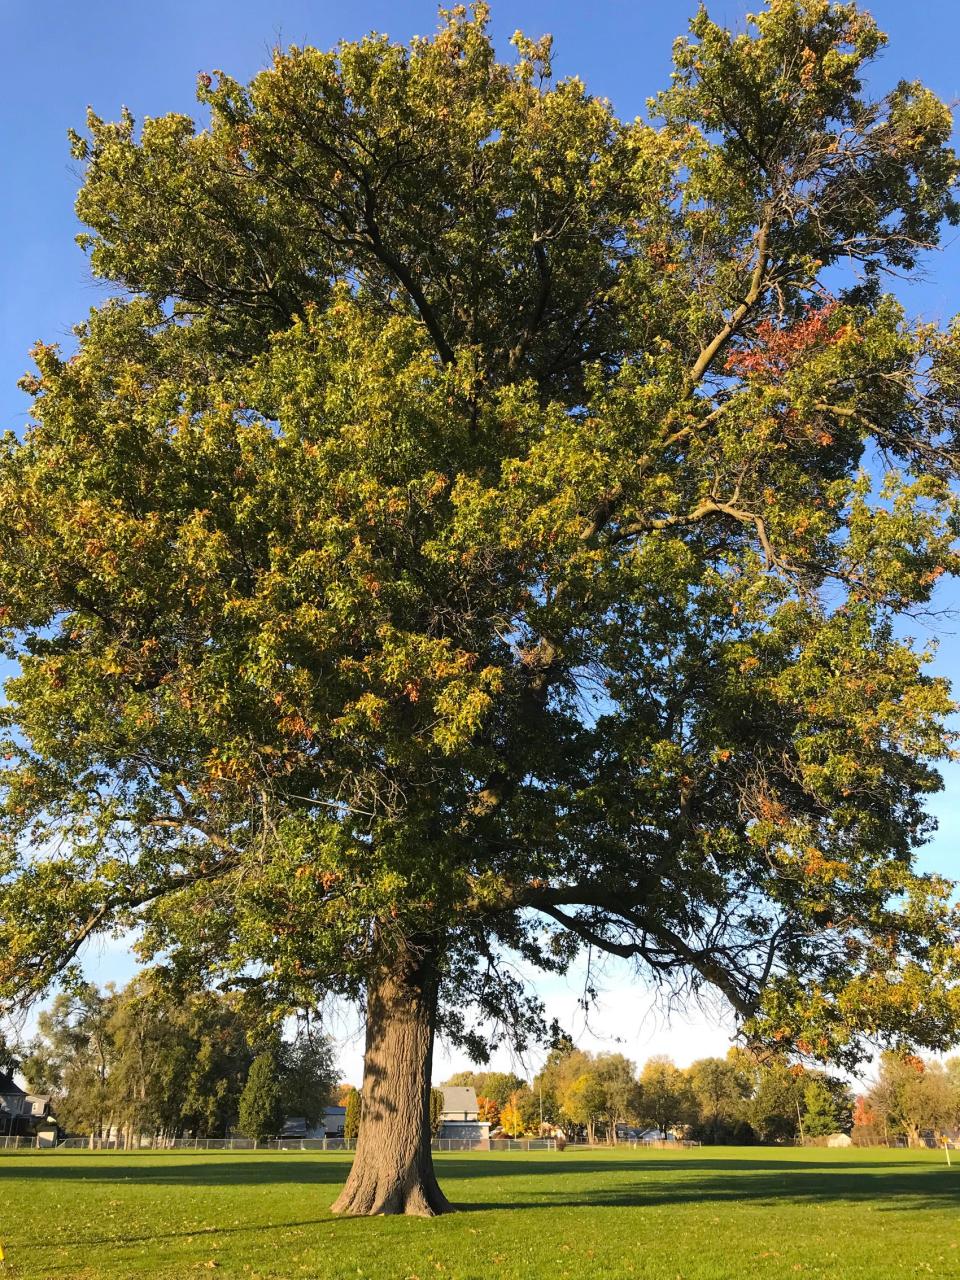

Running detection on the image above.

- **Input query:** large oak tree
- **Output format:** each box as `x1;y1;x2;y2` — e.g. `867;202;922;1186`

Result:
3;1;960;1213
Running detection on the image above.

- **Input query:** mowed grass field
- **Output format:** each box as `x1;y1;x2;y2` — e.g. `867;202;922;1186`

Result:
0;1147;957;1280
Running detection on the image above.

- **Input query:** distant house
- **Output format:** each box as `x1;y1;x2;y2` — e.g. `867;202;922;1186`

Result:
321;1104;346;1138
0;1072;55;1143
438;1086;490;1144
280;1104;347;1141
281;1090;495;1144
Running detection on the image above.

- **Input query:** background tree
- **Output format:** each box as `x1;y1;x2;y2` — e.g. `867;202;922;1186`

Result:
868;1052;954;1146
801;1077;847;1138
946;1058;960;1134
22;986;115;1146
0;1034;17;1076
237;1049;285;1144
914;1063;955;1140
475;1095;501;1127
429;1087;445;1138
343;1087;362;1145
2;0;960;1216
562;1069;609;1145
850;1095;881;1146
106;976;183;1145
686;1057;751;1144
531;1039;574;1130
867;1053;922;1147
638;1057;692;1139
279;1030;338;1130
499;1093;526;1138
535;1043;596;1138
595;1054;641;1143
736;1054;806;1144
178;993;255;1138
21;976;328;1143
513;1084;543;1135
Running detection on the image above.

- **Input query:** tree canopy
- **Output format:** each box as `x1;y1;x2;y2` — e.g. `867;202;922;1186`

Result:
2;0;960;1213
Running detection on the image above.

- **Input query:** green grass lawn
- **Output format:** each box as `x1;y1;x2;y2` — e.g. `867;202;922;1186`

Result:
0;1146;957;1279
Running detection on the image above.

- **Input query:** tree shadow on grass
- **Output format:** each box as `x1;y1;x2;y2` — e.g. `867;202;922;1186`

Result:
459;1156;955;1218
4;1157;957;1266
450;1155;934;1177
1;1153;955;1214
451;1154;959;1214
0;1155;349;1187
0;1153;933;1186
0;1152;947;1179
458;1167;960;1214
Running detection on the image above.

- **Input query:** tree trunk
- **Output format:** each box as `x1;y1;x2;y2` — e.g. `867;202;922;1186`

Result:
331;940;451;1217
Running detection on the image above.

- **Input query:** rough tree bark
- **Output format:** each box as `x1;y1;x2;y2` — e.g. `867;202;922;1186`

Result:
331;939;452;1216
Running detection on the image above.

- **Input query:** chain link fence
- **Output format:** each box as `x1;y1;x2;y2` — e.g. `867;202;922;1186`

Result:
3;1134;558;1153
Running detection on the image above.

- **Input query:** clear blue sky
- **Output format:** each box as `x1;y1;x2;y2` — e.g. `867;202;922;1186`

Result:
2;0;959;1077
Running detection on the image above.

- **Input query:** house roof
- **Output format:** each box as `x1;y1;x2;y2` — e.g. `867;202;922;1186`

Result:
441;1086;477;1116
0;1072;25;1098
0;1073;52;1120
